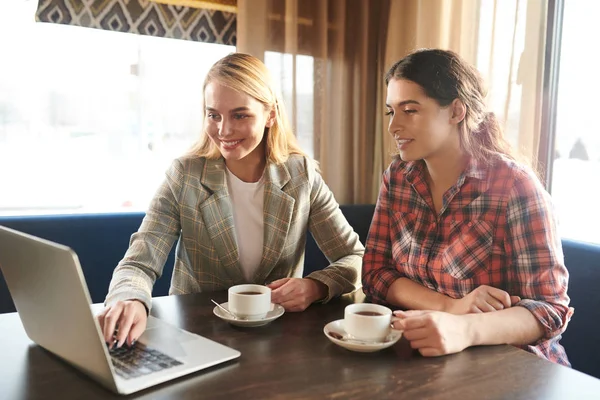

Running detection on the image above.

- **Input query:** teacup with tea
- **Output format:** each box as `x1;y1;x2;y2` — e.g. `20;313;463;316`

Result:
228;284;271;320
344;303;397;342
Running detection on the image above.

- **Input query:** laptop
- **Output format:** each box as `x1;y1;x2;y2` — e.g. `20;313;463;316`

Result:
0;225;241;395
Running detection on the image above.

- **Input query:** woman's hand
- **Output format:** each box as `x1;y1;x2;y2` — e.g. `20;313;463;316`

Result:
393;310;473;357
446;285;520;314
268;278;328;312
97;300;147;349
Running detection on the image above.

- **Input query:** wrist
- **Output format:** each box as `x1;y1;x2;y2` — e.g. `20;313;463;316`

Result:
443;296;458;314
306;278;328;302
463;313;481;347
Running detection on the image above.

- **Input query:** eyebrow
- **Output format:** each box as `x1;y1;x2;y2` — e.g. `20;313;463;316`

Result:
205;106;251;113
385;100;421;108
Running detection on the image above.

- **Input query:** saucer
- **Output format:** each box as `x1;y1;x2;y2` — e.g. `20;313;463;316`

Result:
323;319;402;352
213;302;285;327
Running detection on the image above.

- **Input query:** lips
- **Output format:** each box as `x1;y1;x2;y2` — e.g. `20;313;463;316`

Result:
220;139;243;149
394;138;413;151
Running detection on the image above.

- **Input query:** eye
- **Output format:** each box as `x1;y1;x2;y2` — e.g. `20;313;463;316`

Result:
404;109;417;114
233;114;249;120
385;110;393;116
206;112;221;121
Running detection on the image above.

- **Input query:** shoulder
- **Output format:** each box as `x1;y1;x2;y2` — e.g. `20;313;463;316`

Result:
385;157;417;182
283;154;319;181
486;155;547;197
162;156;213;189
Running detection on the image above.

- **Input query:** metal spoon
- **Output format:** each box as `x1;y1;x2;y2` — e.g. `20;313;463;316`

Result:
211;299;247;320
327;331;389;345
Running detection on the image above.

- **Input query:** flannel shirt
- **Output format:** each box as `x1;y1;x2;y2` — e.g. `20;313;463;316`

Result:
363;155;573;365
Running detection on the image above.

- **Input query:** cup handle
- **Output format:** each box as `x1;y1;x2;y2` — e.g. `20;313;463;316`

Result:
390;316;403;332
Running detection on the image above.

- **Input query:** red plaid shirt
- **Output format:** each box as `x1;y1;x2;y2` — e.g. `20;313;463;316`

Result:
363;156;573;366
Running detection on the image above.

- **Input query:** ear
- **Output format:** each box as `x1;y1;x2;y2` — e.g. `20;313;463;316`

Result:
265;107;276;128
449;99;466;125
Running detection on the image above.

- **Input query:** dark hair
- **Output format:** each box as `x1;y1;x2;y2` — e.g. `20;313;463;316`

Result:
385;49;514;163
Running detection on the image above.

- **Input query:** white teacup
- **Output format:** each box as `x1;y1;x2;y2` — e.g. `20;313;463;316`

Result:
228;284;271;320
344;303;395;342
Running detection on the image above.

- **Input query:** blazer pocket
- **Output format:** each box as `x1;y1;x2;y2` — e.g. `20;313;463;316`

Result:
442;220;493;280
390;212;417;264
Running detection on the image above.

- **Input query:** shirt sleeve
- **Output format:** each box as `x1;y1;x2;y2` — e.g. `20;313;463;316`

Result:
104;159;183;311
362;168;405;304
304;158;364;302
504;170;573;340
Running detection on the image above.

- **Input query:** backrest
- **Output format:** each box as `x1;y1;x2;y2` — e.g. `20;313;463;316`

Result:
560;239;600;378
303;204;375;276
0;213;175;313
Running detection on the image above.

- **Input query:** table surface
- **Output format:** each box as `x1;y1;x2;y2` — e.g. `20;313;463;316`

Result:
1;290;599;400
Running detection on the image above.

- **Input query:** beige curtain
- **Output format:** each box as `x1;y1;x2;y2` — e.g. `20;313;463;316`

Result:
237;0;548;204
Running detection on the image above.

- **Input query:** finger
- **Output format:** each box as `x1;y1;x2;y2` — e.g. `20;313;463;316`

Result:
470;305;483;314
127;315;147;347
402;327;430;341
116;309;136;348
419;347;444;357
271;281;297;302
477;301;497;313
267;278;290;290
409;336;440;350
393;310;431;318
103;305;123;346
394;315;429;331
97;310;107;330
486;287;512;309
279;299;306;312
483;295;505;311
510;295;521;305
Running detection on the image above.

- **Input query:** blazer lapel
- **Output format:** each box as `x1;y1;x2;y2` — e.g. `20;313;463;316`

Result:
253;162;295;283
198;158;243;280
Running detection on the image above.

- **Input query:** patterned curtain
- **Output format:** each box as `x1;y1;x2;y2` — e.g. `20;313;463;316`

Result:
35;0;236;46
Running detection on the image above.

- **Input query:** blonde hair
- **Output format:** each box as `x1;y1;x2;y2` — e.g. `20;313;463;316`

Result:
187;53;306;163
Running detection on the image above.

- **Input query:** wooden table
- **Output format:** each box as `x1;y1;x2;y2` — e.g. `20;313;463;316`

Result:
2;291;599;400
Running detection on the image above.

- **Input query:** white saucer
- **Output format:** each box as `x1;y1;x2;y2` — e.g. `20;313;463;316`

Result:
323;319;402;352
213;302;285;327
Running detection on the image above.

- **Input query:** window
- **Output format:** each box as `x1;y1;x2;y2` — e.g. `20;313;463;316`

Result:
550;0;600;244
0;1;233;215
264;51;314;158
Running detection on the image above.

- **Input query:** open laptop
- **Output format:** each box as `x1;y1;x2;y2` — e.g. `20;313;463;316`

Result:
0;225;241;395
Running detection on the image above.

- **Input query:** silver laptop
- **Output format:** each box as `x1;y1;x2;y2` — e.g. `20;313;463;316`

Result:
0;225;241;395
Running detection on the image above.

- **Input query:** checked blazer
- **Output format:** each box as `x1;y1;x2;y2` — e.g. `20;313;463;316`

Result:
105;154;364;310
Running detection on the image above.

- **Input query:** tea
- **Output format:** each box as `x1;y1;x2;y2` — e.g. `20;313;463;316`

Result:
355;311;383;316
238;291;262;295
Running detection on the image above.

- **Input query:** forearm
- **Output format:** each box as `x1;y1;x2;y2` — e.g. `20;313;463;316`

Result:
386;277;452;312
306;256;361;302
466;306;544;347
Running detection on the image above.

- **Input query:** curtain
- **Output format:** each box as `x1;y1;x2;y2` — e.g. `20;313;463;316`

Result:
35;0;236;45
237;0;549;203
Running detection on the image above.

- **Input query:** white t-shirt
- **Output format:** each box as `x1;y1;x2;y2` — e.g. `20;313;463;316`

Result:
225;167;265;281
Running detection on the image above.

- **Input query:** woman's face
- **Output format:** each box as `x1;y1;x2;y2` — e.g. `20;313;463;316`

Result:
385;78;461;162
204;82;274;163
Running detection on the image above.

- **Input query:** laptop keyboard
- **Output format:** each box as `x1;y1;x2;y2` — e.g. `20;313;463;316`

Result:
109;342;183;380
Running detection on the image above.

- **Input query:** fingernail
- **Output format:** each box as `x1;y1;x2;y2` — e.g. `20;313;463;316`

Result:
131;339;137;347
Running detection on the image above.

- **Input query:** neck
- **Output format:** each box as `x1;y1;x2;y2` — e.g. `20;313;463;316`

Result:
424;147;470;191
225;149;266;183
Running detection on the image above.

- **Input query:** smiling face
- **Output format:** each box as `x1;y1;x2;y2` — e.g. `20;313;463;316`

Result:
385;78;462;163
204;81;274;163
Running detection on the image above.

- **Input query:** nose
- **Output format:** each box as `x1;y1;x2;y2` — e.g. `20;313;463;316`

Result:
388;114;402;136
219;117;234;138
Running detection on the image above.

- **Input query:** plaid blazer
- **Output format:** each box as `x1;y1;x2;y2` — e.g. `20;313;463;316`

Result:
105;154;364;310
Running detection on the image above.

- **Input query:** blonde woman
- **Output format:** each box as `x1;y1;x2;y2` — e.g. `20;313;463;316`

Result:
99;53;364;348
